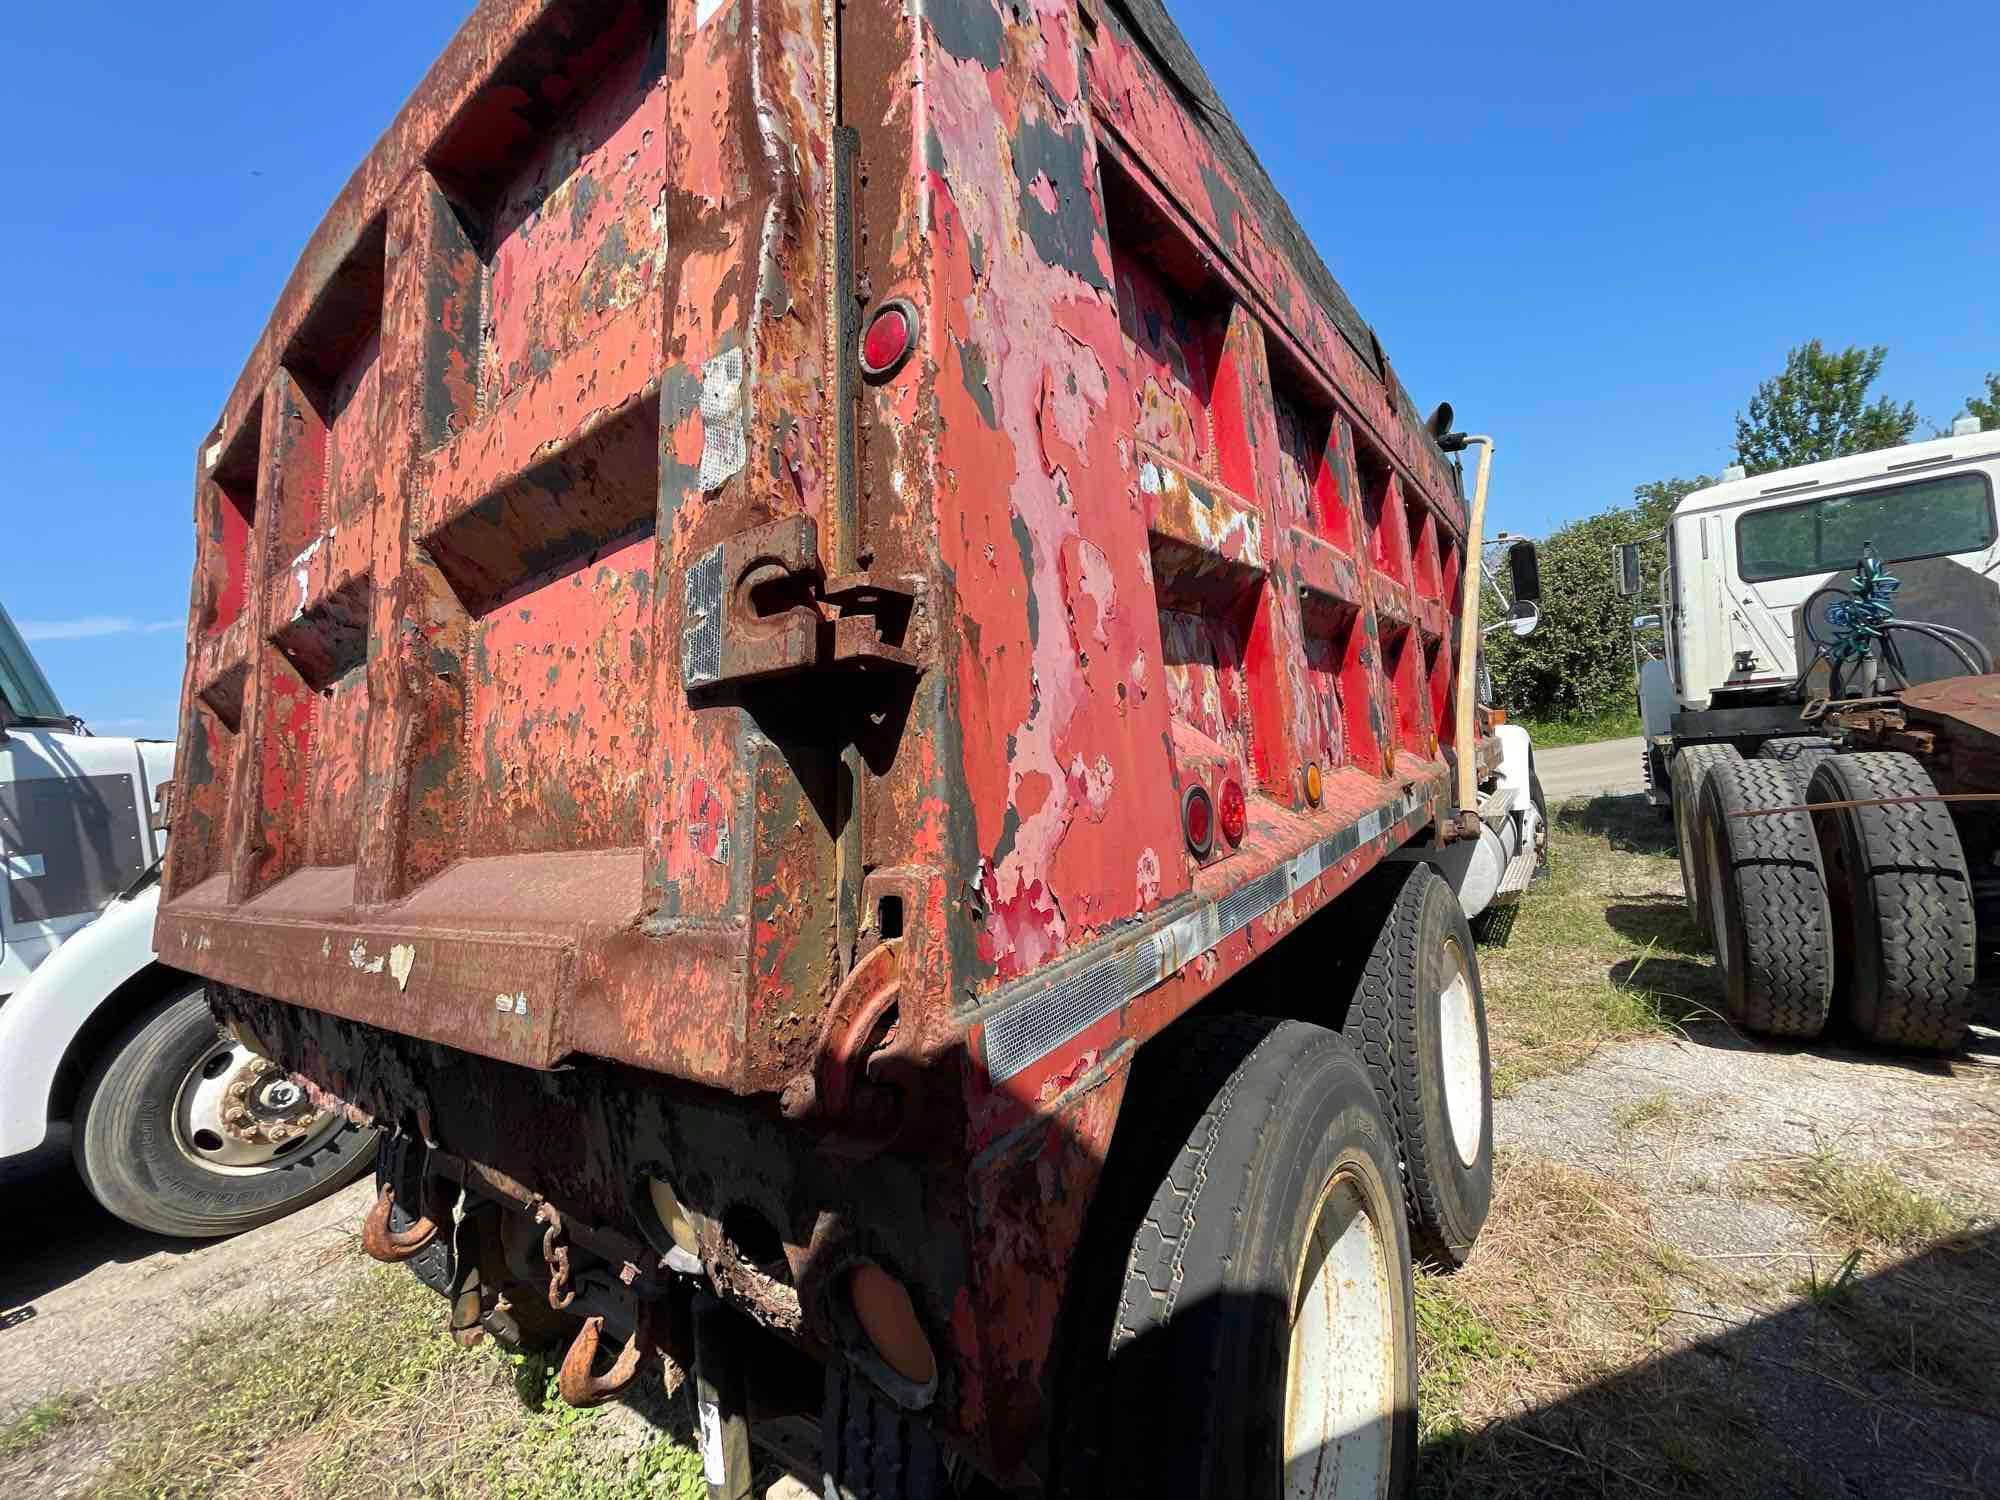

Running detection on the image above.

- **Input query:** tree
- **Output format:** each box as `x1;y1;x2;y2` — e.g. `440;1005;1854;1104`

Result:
1733;341;1918;475
1485;476;1713;722
1964;372;2000;432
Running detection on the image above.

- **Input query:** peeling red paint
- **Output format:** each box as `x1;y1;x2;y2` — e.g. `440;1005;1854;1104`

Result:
161;0;1498;1486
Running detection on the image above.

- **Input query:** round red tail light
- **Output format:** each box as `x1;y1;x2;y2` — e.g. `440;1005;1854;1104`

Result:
1182;785;1215;856
1218;778;1247;846
861;300;916;380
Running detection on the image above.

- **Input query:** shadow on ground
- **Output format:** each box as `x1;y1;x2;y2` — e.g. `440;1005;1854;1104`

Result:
1415;1224;2000;1499
1555;792;1675;857
0;1136;194;1320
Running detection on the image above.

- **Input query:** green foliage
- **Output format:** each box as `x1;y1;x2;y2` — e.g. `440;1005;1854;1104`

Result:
1486;477;1709;721
1733;341;1918;475
1963;372;2000;431
1508;707;1642;748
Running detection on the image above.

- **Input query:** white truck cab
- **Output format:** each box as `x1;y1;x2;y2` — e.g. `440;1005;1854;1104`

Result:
1627;420;2000;801
0;601;375;1234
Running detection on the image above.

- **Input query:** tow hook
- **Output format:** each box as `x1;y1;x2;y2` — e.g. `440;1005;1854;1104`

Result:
361;1183;439;1263
557;1304;653;1408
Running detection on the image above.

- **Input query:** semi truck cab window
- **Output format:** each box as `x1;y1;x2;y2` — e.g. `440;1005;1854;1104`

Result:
1735;471;1995;583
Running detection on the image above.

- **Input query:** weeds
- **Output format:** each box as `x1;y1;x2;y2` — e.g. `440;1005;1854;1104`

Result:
1476;796;1722;1093
1413;1152;1780;1497
1766;1146;1969;1252
0;1394;89;1461
6;1266;705;1500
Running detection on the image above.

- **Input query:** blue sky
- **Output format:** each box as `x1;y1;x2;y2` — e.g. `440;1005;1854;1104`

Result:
5;0;1995;738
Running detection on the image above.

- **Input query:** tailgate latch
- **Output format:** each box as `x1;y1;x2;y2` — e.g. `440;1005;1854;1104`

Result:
682;515;922;693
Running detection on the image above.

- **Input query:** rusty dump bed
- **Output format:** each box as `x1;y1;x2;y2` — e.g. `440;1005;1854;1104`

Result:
163;0;1484;1474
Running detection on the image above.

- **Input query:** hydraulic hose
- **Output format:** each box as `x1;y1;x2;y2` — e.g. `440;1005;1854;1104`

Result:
1881;620;1986;678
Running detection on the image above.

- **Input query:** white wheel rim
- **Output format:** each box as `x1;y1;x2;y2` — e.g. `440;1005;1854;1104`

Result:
174;1039;340;1174
1437;939;1484;1169
1284;1168;1395;1500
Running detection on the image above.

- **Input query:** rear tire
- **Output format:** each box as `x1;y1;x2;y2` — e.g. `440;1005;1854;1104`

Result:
1341;865;1492;1269
1696;759;1834;1039
1806;753;1976;1051
821;1365;950;1500
1059;1016;1416;1498
1673;743;1742;942
72;984;377;1238
1756;735;1836;791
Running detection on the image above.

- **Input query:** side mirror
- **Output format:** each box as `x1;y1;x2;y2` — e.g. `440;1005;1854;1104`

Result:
1483;599;1542;639
1632;614;1662;631
1508;541;1541;604
1613;541;1642;598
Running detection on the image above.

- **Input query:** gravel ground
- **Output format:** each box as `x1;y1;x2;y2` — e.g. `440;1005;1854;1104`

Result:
1491;1019;2000;1498
0;1140;374;1429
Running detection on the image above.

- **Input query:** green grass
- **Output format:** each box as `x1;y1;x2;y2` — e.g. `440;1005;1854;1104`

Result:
1611;1088;1678;1137
0;1395;89;1461
3;1266;706;1500
1477;793;1722;1092
1511;706;1644;747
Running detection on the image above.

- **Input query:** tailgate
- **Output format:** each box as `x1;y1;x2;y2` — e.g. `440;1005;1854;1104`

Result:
160;0;845;1091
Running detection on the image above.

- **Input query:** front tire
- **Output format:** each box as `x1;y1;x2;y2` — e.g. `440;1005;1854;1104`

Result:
1341;864;1493;1269
1068;1016;1416;1498
72;983;378;1238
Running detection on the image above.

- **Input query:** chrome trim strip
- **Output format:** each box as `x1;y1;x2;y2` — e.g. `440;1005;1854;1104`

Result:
980;790;1431;1082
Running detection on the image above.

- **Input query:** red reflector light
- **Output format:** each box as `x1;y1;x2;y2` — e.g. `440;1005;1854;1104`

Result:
861;300;915;379
1218;779;1246;846
1182;785;1215;856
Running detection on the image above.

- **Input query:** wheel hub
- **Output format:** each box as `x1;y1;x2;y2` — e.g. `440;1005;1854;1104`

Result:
1285;1167;1394;1499
1436;938;1485;1169
177;1042;340;1171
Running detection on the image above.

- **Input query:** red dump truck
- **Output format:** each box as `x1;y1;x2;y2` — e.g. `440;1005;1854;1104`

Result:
159;2;1544;1493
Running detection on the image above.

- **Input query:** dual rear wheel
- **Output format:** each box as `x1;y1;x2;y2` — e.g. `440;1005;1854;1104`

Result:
1043;864;1488;1500
1685;748;1975;1051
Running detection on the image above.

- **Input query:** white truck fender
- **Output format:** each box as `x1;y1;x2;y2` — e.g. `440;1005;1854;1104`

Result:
0;882;169;1159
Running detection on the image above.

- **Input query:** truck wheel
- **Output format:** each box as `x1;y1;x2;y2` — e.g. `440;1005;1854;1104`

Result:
1070;1016;1415;1498
1342;865;1491;1269
1672;743;1742;943
1756;736;1835;790
1695;759;1834;1039
1806;753;1976;1051
821;1365;950;1500
72;983;378;1238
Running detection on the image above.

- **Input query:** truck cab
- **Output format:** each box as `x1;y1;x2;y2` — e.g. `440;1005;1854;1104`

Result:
0;600;374;1235
0;604;173;992
1632;421;2000;800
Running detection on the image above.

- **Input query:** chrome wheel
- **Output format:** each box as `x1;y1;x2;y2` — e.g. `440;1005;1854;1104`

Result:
174;1039;339;1172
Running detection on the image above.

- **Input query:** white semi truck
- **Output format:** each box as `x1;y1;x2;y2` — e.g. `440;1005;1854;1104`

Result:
0;601;375;1234
1621;418;2000;1051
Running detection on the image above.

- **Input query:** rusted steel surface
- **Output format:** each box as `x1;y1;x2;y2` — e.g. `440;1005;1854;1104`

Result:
1898;673;2000;751
167;0;1493;1481
360;1182;440;1263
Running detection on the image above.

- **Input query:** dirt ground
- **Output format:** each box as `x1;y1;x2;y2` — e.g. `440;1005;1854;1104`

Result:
3;791;1996;1498
0;1143;376;1431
